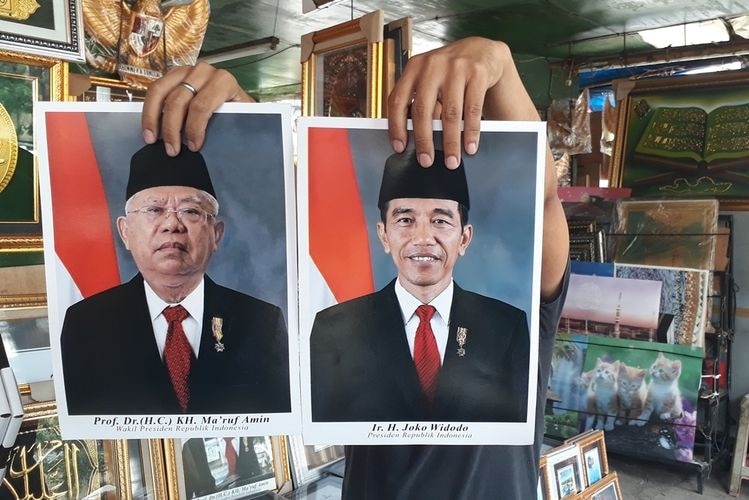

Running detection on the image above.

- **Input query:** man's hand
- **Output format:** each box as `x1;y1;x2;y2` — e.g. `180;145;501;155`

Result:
388;37;525;169
141;63;253;156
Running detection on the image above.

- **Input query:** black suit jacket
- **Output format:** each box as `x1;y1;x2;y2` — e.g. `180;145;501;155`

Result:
61;274;291;415
310;280;529;422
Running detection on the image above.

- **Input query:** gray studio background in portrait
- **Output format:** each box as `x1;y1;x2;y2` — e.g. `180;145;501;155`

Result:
347;127;538;317
85;111;289;319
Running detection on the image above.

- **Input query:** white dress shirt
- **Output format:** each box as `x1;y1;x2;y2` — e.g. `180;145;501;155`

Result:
394;279;453;364
144;278;204;359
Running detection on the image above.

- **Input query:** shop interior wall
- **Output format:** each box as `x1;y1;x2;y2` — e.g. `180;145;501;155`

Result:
726;212;749;410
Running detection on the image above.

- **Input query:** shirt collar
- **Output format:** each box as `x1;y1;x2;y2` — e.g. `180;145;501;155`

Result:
394;278;454;324
144;277;205;320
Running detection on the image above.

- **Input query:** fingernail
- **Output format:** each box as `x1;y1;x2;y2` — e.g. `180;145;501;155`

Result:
445;155;459;169
466;142;478;155
187;140;198;151
419;153;432;167
165;142;176;157
143;129;156;144
392;139;405;153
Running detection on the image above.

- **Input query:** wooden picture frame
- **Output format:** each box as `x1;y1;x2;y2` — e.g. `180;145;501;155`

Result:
610;71;749;209
163;436;291;499
300;10;384;118
0;51;66;243
1;402;167;499
565;430;609;487
0;0;84;61
381;16;412;117
544;443;585;500
538;455;550;500
583;471;622;500
287;436;344;488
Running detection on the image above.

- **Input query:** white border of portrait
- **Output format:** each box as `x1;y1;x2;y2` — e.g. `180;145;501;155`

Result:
35;101;300;439
297;117;546;444
0;0;84;61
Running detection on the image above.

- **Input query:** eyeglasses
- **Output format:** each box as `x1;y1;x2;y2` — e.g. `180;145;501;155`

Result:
126;205;216;224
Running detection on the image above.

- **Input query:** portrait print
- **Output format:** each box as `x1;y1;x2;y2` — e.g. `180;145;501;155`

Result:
298;118;546;444
36;102;299;439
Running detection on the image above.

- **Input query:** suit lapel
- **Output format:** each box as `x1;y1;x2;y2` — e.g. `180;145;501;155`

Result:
375;282;429;416
435;284;469;416
193;277;226;380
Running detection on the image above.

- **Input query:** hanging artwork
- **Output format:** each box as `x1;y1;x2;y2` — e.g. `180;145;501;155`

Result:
83;0;210;88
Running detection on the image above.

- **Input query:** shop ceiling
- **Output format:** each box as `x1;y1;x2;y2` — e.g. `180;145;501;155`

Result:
201;0;749;95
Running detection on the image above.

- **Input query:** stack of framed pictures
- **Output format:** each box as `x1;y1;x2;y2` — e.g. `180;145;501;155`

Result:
539;430;622;499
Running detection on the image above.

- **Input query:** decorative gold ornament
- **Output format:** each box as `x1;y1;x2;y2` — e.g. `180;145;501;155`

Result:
83;0;210;88
0;103;18;195
0;0;40;21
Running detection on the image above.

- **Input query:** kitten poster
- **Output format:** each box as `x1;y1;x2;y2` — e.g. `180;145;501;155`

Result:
546;334;702;463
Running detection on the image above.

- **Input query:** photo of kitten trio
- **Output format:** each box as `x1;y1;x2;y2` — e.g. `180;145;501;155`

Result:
581;353;683;431
547;336;701;463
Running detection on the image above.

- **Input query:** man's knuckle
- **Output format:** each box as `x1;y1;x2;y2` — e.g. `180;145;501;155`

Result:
442;104;461;122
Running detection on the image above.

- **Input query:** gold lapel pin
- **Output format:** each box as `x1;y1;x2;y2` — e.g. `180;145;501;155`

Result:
212;317;225;352
456;326;468;356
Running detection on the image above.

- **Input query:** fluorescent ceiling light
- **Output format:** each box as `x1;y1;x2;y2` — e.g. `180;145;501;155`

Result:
199;36;279;64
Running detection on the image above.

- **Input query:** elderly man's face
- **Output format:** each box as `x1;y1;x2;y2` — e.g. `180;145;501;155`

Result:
116;186;224;283
377;198;472;300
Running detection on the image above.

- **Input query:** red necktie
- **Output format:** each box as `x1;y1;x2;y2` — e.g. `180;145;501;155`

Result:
224;437;238;475
163;305;192;413
414;305;440;403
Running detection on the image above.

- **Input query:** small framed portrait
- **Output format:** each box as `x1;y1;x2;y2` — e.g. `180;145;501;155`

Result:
164;436;290;499
565;430;609;487
584;471;622;500
301;10;385;118
36;102;299;439
544;444;584;500
288;436;345;487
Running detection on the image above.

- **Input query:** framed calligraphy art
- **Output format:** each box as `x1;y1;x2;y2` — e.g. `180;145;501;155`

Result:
1;402;168;499
610;71;749;209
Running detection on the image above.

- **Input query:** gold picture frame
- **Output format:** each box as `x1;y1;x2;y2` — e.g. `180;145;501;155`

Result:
163;436;291;499
0;51;66;242
1;402;167;499
610;71;749;209
301;10;384;118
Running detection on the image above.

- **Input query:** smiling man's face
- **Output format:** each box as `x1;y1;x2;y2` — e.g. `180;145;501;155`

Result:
116;186;224;285
377;197;472;303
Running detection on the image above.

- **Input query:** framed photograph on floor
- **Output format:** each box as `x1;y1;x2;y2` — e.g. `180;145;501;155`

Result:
565;430;608;487
583;471;622;500
544;443;584;500
164;436;290;499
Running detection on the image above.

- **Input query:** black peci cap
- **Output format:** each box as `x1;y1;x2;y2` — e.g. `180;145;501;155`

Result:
126;140;216;201
377;149;469;210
